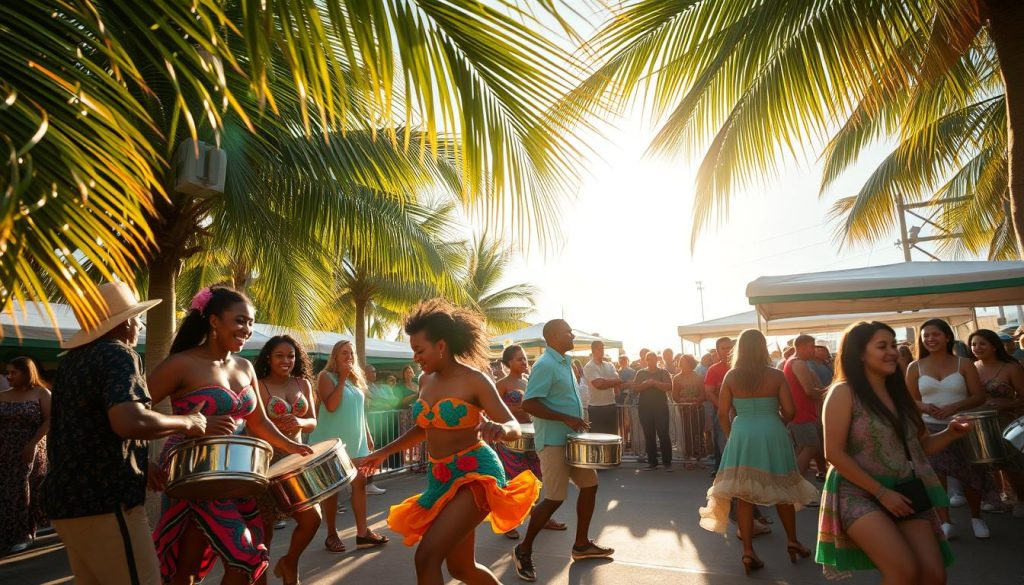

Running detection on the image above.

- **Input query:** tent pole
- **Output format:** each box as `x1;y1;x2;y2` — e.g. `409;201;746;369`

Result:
971;307;979;332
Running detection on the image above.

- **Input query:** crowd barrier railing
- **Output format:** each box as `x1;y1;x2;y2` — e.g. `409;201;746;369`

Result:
365;407;425;476
616;402;713;463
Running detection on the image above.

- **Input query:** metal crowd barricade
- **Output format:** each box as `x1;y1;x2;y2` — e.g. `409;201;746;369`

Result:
616;401;712;463
365;407;425;477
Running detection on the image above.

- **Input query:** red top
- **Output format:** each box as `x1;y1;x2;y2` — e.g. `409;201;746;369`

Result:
783;358;818;424
704;361;729;394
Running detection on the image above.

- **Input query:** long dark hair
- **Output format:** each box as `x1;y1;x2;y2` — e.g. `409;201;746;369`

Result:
170;286;251;354
730;329;773;391
969;329;1015;363
836;321;924;436
916;318;955;360
404;298;489;370
8;356;45;389
253;335;313;380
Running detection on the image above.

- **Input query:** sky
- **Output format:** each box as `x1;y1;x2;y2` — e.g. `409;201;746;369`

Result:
502;118;913;356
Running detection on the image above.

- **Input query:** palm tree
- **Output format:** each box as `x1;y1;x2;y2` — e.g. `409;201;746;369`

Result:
567;1;1024;254
461;235;537;335
2;2;584;357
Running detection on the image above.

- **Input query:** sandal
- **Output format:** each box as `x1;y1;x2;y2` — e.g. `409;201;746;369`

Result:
324;533;346;554
504;528;521;539
356;531;390;549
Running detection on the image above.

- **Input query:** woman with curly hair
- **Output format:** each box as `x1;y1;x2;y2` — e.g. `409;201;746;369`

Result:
358;299;540;585
252;336;319;585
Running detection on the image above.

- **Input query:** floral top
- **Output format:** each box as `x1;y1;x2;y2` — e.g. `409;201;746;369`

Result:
42;340;151;519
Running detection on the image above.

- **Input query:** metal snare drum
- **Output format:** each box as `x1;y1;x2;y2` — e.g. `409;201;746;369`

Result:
165;435;273;499
956;410;1007;464
504;423;535;453
565;433;622;469
267;439;357;514
1004;416;1024;453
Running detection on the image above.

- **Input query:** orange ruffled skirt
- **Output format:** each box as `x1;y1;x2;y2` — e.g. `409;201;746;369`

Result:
388;441;541;546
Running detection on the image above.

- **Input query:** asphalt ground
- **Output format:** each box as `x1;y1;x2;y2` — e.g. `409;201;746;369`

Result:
3;462;1023;584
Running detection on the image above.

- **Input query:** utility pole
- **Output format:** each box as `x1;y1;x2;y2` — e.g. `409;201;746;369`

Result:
695;281;705;321
894;193;966;261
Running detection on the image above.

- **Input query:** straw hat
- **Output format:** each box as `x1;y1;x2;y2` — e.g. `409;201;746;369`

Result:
63;282;161;349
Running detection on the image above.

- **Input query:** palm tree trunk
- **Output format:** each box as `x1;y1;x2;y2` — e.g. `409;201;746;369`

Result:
355;296;368;368
146;255;178;396
987;0;1024;258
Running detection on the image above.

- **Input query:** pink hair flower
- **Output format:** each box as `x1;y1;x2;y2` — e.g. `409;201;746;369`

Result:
190;287;213;314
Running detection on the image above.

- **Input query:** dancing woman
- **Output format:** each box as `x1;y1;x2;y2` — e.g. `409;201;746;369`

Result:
817;322;969;584
307;340;389;553
253;335;320;585
358;299;540;585
698;329;818;575
149;287;312;585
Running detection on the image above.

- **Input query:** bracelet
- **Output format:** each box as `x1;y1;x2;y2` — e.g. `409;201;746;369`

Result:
873;485;887;499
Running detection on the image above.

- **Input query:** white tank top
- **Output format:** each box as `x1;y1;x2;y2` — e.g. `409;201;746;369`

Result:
918;357;966;424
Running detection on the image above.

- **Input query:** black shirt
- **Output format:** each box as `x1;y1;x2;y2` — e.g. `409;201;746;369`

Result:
42;339;151;518
633;368;671;407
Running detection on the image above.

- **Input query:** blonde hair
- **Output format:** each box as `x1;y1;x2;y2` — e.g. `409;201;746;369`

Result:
321;340;367;392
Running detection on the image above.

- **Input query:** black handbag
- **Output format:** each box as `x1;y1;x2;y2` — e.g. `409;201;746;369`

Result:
888;431;933;515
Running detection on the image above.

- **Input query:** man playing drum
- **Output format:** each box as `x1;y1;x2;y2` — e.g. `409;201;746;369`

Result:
513;319;614;582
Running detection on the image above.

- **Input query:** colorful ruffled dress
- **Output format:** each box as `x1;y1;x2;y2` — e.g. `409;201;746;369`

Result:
816;394;952;579
699;396;818;532
387;397;541;545
493;390;542;479
153;386;269;583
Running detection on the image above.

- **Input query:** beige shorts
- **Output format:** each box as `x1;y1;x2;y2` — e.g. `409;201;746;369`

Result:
539;445;598;501
52;505;161;585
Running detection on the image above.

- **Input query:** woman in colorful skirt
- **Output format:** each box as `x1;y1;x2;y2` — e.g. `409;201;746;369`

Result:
817;321;970;583
149;288;312;585
698;329;819;575
253;335;320;585
357;299;540;585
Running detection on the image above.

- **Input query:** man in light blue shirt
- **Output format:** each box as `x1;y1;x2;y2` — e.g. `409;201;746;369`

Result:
513;319;613;581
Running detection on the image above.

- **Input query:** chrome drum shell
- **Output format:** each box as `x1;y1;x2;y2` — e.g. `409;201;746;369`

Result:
267;439;357;514
165;435;273;499
955;410;1007;464
504;423;535;453
565;433;622;469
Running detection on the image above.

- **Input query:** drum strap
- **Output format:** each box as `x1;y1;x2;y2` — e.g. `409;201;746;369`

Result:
114;506;141;585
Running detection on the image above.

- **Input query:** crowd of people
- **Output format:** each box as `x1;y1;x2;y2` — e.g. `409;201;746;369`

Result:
2;281;1023;584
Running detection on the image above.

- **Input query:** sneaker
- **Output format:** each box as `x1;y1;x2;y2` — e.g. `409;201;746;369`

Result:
642;465;659;471
971;518;990;539
366;484;387;495
571;540;614;560
736;519;772;540
804;500;820;508
512;544;536;581
941;522;956;540
273;519;287;530
1013;503;1024;518
949;494;967;507
7;541;30;554
981;502;1007;513
663;465;674;473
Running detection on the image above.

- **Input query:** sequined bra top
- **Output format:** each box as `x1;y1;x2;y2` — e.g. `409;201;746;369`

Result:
412;397;482;430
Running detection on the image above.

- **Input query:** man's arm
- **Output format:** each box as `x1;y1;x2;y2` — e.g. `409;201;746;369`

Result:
791;360;822;399
584;362;620;390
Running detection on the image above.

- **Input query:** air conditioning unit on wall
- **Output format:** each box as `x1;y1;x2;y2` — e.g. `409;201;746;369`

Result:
174;138;226;197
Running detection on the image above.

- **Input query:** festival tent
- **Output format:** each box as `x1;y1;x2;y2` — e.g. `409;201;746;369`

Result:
677;307;977;344
241;324;413;366
489;322;623;355
746;261;1024;321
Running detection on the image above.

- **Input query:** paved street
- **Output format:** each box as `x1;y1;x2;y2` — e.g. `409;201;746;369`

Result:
3;463;1022;584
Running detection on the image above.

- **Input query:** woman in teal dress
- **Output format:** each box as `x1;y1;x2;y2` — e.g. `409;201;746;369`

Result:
699;329;818;575
817;322;969;583
309;340;389;553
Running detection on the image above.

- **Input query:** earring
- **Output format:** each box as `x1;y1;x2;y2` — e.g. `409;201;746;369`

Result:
211;330;218;340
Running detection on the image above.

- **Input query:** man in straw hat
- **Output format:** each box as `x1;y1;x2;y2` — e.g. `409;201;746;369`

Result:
41;282;207;585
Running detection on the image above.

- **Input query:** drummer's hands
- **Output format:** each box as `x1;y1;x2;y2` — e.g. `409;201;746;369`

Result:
147;460;168;492
183;403;207;437
934;405;960;420
919;401;942;417
876;487;914;517
946;416;971;437
284;440;314;457
564;416;589;433
355;453;384;476
204;415;237;436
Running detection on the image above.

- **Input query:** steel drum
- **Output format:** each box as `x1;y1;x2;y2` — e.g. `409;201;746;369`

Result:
504;423;535;453
1004;416;1024;454
955;410;1007;464
565;433;622;469
165;435;273;499
267;439;357;513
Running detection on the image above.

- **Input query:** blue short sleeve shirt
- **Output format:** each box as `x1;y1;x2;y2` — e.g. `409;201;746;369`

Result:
525;345;583;449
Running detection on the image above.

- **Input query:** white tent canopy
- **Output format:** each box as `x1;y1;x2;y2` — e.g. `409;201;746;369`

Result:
677;308;977;344
244;324;412;360
747;261;1024;321
489;322;622;353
